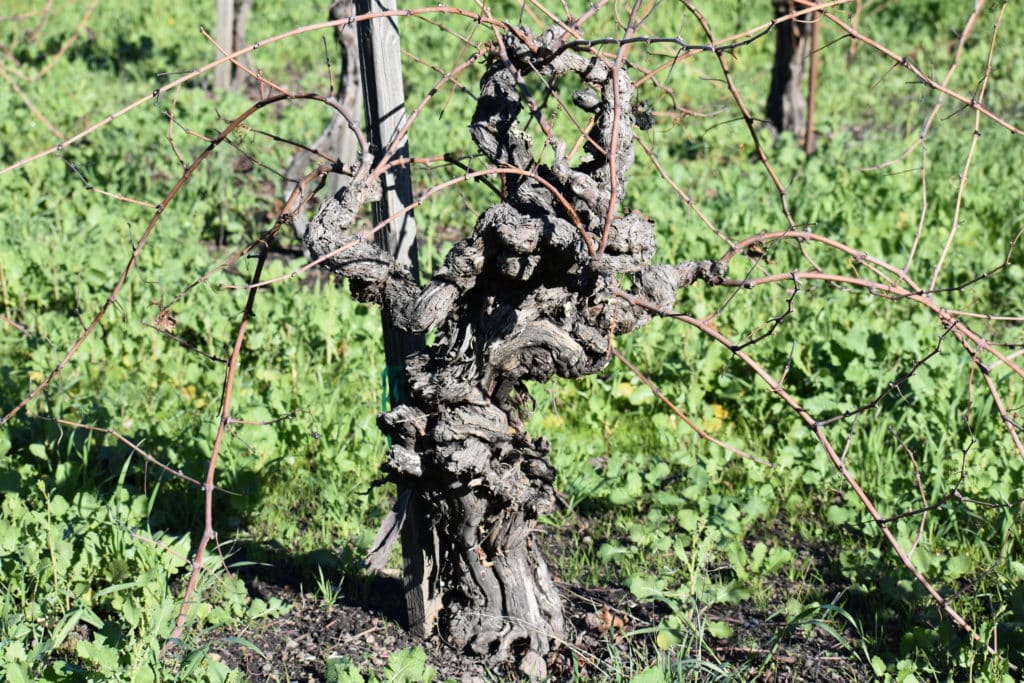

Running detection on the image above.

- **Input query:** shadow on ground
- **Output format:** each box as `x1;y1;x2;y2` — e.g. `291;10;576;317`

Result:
199;528;876;682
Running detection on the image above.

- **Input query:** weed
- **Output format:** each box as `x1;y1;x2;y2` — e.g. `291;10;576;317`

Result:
315;565;345;610
1;0;1022;679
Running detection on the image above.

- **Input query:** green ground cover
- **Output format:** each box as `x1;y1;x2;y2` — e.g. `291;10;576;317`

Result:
1;0;1022;680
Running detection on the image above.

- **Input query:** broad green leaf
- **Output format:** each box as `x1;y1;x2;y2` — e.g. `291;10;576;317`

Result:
76;637;120;671
628;575;666;601
326;656;365;683
655;628;682;650
945;555;972;580
383;647;434;683
749;542;768;573
826;505;853;525
676;508;700;532
630;666;667;683
705;620;733;639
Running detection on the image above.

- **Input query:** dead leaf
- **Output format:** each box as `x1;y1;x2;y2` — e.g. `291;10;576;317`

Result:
586;606;626;633
153;309;177;333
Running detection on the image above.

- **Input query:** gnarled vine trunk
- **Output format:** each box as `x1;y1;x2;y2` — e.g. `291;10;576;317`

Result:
304;27;723;671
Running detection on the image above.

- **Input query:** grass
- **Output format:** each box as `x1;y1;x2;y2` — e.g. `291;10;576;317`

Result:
1;0;1023;680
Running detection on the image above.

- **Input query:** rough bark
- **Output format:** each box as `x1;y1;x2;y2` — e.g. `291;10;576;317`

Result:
352;0;434;638
766;0;815;141
230;0;254;91
214;0;254;91
305;27;723;669
283;0;363;248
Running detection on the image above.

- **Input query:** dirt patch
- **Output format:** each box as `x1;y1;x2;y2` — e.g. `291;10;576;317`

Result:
202;522;874;681
203;571;663;681
203;574;871;681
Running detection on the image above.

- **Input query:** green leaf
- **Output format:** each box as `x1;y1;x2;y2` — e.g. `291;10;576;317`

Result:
628;575;666;601
3;662;31;683
705;620;734;639
382;647;434;683
655;628;681;650
627;383;655;406
608;471;643;505
630;666;667;683
741;494;770;522
219;637;267;658
826;505;853;525
725;544;748;581
676;508;700;532
843;361;870;387
2;641;28;664
76;637;120;671
326;656;365;683
176;647;209;680
945;555;972;580
764;547;794;574
597;543;631;564
707;580;750;605
50;607;104;652
204;656;235;683
749;542;768;573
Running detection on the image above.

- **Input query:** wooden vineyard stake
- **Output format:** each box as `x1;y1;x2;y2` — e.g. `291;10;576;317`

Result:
354;0;439;637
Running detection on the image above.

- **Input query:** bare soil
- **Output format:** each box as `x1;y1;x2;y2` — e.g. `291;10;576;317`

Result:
203;521;874;682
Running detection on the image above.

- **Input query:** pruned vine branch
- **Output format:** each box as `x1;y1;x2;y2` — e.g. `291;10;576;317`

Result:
2;0;1021;675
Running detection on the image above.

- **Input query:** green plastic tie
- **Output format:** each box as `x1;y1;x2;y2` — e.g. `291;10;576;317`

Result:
380;364;406;412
